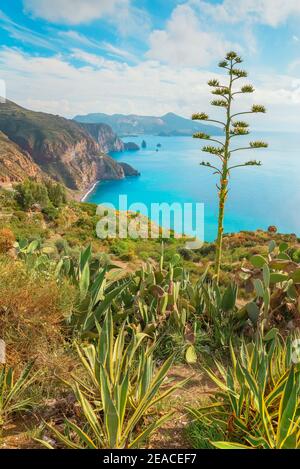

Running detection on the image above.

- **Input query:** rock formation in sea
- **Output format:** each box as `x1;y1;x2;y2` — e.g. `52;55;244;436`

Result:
124;142;140;151
119;162;140;176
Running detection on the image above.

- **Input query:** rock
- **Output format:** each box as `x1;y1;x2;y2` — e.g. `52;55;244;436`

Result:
0;100;132;191
0;131;43;184
124;142;140;151
79;122;125;153
119;162;140;176
31;203;42;212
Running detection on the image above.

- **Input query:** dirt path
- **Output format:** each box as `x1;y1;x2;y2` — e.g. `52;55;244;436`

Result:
0;365;215;450
149;364;216;449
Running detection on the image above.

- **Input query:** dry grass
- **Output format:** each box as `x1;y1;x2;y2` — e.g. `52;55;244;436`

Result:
0;256;77;397
0;227;15;253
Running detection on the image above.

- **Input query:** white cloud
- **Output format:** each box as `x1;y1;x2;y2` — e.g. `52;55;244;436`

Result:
0;47;299;130
57;32;136;61
23;0;123;25
23;0;151;38
196;0;300;27
0;9;56;51
58;30;101;48
70;48;124;70
101;42;137;62
146;4;235;67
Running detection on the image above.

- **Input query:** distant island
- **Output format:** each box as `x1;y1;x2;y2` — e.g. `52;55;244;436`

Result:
73;111;221;137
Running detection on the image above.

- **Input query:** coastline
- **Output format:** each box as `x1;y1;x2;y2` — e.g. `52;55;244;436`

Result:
80;181;99;202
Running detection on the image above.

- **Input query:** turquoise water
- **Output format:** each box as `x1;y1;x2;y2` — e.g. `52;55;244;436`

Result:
87;132;300;241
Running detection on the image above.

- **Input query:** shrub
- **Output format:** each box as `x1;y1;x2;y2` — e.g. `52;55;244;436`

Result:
0;362;35;428
0;257;76;389
42;312;188;449
45;181;66;207
15;179;49;210
42;205;58;221
187;331;300;449
0;227;15;253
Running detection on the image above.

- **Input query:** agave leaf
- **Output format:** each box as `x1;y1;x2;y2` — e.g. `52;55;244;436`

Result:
128;412;174;448
186;345;197;364
99;366;119;448
65;420;98;449
212;441;252;449
277;367;298;447
45;421;83;449
79;245;92;272
73;384;103;445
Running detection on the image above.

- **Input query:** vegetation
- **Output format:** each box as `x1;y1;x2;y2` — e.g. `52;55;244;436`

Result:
192;51;268;282
187;331;300;449
14;179;66;211
0;362;35;428
41;313;187;449
0;181;299;448
0;52;299;451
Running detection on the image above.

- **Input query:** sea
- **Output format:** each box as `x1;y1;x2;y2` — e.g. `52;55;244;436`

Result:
86;132;300;242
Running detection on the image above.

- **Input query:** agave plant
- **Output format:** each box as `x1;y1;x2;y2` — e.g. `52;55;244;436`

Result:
187;273;239;350
15;238;51;273
0;361;35;428
187;331;300;449
56;245;131;335
42;312;189;449
241;240;300;331
123;253;200;361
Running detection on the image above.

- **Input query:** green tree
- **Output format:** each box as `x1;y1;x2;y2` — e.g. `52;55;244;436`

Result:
46;181;66;207
15;179;49;210
192;51;268;283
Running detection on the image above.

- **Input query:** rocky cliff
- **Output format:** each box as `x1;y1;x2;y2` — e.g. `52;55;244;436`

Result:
79;123;124;153
0;131;43;185
119;162;140;176
0;100;138;191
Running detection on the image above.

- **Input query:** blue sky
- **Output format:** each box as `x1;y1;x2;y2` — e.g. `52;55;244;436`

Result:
0;0;300;130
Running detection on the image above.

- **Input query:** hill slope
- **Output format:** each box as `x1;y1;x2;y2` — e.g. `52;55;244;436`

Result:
0;131;43;185
79;122;124;153
0;101;137;191
73;111;221;136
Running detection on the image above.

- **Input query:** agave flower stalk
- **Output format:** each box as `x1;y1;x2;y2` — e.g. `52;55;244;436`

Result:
192;51;268;283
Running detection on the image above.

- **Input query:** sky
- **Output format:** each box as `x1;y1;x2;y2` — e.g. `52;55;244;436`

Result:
1;0;300;130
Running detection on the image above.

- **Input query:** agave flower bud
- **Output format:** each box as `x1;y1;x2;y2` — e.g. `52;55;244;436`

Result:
212;88;229;96
249;141;268;148
252;105;266;113
232;121;249;128
193;132;211;139
218;60;228;68
211;99;228;107
231;127;249;135
208;79;220;87
192;112;208;121
232;69;248;78
202;146;224;155
241;84;254;93
245;160;262;166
